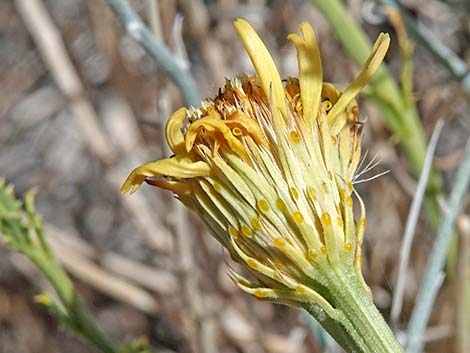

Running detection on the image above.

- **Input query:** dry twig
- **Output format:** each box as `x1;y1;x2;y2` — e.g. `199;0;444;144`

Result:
46;225;159;315
15;0;115;163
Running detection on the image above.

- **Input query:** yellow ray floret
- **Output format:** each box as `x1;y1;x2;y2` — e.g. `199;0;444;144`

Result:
121;157;210;194
185;117;248;159
234;18;286;121
224;111;269;147
327;33;390;134
287;22;323;125
165;107;188;156
121;20;391;321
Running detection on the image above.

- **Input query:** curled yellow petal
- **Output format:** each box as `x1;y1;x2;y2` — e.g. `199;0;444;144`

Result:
121;157;211;194
321;82;340;104
185;117;248;159
225;111;268;147
327;33;390;134
165;107;187;156
146;179;192;195
287;22;322;125
234;18;286;120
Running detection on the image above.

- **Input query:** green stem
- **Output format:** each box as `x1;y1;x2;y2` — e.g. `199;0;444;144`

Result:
305;263;404;353
30;251;117;353
304;302;365;353
335;266;404;353
312;0;401;101
70;298;118;353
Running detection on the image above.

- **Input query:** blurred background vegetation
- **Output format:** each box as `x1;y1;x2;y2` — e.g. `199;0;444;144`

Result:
0;0;469;353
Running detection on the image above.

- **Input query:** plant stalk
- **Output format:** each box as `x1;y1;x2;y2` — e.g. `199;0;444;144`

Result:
305;263;404;353
30;250;117;353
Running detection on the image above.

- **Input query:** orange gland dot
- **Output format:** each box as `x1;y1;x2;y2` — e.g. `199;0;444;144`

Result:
213;182;221;192
290;187;299;200
274;238;286;249
359;218;367;228
337;217;344;228
246;259;258;269
295;285;305;294
258;199;270;213
254;289;269;298
331;136;337;145
307;187;316;202
232;127;243;136
276;198;286;212
251;218;261;230
321;212;332;227
290;130;300;144
273;258;284;268
241;225;252;237
307;250;318;260
345;243;353;252
320;245;327;255
293;211;304;224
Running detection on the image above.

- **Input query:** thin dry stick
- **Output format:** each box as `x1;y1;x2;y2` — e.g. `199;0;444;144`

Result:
381;0;470;93
48;233;159;315
179;0;227;85
101;252;178;295
158;97;204;353
47;224;178;295
15;0;114;163
85;3;175;252
148;4;211;353
146;0;162;39
108;168;174;252
391;120;444;328
406;139;470;353
147;0;218;353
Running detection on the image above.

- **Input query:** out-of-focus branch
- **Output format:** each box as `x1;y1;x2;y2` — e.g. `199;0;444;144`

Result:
48;230;159;315
106;0;200;107
406;139;470;353
179;0;227;86
143;3;213;352
157;53;210;353
311;0;426;178
391;120;444;328
14;0;115;164
46;223;178;295
0;183;118;353
381;0;470;94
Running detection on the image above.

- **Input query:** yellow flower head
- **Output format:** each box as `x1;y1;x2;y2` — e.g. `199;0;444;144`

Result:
122;19;389;305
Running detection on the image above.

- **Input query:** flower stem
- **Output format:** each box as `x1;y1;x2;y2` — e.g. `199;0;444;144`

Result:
304;263;404;353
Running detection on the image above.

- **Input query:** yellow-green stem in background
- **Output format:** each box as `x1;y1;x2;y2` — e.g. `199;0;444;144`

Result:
311;0;443;222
